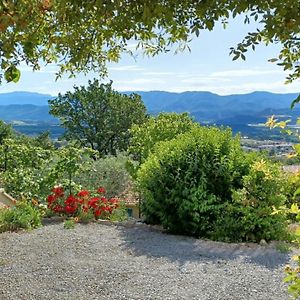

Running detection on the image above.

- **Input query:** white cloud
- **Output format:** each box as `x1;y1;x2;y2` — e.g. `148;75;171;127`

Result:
116;78;164;85
108;65;143;72
114;77;166;91
181;76;231;84
178;80;300;95
211;68;283;78
143;71;174;76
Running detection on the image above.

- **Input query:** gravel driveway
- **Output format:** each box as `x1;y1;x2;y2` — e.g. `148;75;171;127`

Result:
0;221;293;300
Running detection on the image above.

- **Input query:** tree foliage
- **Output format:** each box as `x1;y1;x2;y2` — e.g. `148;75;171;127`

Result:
129;112;199;163
1;1;300;83
49;79;147;156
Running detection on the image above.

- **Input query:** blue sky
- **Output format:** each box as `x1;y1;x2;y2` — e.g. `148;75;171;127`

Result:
1;16;300;96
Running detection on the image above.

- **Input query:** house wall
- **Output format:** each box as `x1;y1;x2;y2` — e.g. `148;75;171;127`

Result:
0;189;16;207
126;205;140;219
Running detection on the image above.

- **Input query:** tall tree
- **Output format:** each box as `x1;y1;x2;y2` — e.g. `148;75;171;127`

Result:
48;79;147;156
1;1;300;85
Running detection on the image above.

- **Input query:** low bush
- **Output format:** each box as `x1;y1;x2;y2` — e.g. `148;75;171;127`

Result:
284;171;300;207
64;219;76;229
213;159;287;241
0;202;42;233
74;154;133;198
137;126;287;242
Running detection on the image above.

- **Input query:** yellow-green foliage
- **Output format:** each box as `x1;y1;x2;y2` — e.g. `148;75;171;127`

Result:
129;112;199;164
285;172;300;207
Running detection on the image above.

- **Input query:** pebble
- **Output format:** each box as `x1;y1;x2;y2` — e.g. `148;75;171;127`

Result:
0;222;293;299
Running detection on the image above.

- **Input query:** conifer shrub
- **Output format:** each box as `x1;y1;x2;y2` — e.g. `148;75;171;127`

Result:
137;126;287;242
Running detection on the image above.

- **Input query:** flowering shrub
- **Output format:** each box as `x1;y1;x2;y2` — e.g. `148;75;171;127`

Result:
47;186;119;221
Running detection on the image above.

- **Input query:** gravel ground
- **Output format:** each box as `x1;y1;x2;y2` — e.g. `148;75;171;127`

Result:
0;221;294;300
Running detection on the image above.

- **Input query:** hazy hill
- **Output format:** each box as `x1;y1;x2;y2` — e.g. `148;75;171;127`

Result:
0;91;53;106
0;104;56;122
0;90;298;124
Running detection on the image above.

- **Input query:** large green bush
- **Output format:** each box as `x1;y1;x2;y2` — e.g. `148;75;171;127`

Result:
137;126;287;242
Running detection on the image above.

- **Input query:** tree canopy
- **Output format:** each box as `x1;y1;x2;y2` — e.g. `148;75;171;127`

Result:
129;112;199;164
1;1;300;84
49;79;147;156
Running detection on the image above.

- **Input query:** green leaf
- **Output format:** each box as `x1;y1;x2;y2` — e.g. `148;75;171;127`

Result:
4;66;21;83
290;203;300;214
294;187;300;198
268;58;278;63
291;94;300;109
293;144;300;155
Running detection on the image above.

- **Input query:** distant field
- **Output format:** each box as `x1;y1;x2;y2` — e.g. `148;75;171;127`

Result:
12;123;65;139
10;121;291;142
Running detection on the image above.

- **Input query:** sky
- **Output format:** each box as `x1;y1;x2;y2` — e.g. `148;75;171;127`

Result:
1;16;300;96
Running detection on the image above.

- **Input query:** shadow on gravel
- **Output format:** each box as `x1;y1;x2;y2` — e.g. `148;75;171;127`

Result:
117;225;292;270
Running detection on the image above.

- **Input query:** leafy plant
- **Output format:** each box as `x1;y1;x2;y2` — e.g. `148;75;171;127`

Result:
0;201;41;233
214;159;288;242
284;172;300;208
137;126;287;242
109;201;128;222
0;138;94;201
74;153;133;198
64;219;76;229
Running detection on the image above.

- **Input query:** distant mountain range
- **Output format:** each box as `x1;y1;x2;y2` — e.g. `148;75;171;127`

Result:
0;90;299;126
0;91;54;106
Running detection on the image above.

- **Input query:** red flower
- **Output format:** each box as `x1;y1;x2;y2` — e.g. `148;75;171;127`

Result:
88;197;100;209
97;187;106;194
100;197;108;204
53;205;63;213
77;190;89;197
77;198;84;204
94;209;101;217
101;206;112;213
65;205;76;214
64;195;77;205
47;194;56;204
52;186;64;197
109;198;119;208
